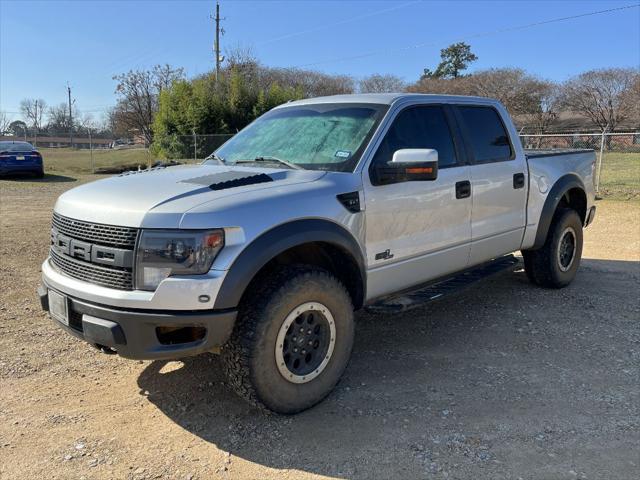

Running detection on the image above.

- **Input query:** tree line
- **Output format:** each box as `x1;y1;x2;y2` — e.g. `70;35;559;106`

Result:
3;43;638;158
148;44;637;158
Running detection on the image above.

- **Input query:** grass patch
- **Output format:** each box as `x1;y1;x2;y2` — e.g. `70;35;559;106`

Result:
41;148;198;174
598;152;640;202
42;147;153;173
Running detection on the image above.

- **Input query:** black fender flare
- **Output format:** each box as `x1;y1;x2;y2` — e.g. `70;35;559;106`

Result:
213;219;366;309
532;173;585;249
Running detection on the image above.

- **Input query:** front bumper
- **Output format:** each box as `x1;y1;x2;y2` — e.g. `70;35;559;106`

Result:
38;283;237;360
41;258;227;310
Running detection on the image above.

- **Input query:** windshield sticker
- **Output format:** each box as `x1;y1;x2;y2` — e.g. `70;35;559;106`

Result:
335;150;351;159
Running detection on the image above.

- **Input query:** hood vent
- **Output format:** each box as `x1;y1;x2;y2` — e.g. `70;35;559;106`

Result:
181;171;274;191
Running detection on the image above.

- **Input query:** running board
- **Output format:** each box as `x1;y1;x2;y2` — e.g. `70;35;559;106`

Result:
365;255;520;314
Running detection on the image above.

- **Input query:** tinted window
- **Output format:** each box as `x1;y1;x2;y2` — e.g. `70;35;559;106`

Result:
0;141;34;152
457;106;512;162
371;106;457;168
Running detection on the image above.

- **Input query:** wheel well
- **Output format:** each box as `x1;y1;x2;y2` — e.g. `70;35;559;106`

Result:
241;242;365;310
557;187;587;224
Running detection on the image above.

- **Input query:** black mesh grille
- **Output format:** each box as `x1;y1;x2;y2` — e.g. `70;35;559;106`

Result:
50;248;133;290
52;212;138;248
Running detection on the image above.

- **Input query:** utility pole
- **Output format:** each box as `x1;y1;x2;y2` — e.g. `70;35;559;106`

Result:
211;1;225;82
67;83;73;148
193;128;197;162
34;100;39;147
88;126;94;173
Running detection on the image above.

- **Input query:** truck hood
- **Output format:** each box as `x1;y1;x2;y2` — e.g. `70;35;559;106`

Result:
54;164;326;228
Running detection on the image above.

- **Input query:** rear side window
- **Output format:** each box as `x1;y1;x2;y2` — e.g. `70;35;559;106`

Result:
371;105;458;169
457;106;512;162
0;141;34;152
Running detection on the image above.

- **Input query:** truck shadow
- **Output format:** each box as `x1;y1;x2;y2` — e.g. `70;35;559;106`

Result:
1;173;77;183
137;258;639;479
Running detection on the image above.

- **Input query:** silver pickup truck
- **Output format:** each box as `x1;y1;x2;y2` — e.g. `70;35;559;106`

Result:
39;94;596;413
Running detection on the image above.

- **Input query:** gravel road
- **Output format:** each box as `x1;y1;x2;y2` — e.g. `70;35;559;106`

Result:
1;174;638;480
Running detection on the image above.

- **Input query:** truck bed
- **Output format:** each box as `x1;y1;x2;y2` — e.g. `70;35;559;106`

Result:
525;148;594;159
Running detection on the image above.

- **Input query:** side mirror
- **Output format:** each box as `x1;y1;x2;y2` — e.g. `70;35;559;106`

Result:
373;148;439;185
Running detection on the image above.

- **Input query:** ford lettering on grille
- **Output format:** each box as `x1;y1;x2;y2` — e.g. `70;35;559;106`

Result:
49;213;138;290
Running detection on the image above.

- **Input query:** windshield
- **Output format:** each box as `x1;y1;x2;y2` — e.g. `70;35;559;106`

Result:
208;103;387;172
0;141;34;152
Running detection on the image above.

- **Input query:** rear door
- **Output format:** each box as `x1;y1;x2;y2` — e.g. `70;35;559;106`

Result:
453;105;528;265
363;104;472;300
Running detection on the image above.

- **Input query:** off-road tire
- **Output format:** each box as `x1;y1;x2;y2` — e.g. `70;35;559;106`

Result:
222;265;355;414
522;208;583;288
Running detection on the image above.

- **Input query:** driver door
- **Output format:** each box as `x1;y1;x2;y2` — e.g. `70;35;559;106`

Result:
363;104;472;300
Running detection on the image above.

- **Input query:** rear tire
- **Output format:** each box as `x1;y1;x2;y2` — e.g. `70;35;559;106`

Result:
522;208;583;288
222;265;355;414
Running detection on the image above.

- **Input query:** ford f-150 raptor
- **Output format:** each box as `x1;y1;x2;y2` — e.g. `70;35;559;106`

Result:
38;94;596;413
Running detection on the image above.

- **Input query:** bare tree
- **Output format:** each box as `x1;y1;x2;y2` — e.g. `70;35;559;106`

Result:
0;111;11;134
244;65;354;98
20;98;47;132
47;103;76;134
224;45;259;73
359;74;406;93
470;69;550;116
407;73;475;96
153;64;186;92
78;112;95;131
112;65;184;143
561;68;640;132
410;68;556;122
106;107;129;139
528;82;562;135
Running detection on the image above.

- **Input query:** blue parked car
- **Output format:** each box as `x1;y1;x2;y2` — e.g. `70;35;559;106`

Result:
0;141;44;178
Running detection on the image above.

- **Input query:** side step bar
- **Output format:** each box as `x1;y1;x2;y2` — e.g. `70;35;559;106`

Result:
365;255;520;314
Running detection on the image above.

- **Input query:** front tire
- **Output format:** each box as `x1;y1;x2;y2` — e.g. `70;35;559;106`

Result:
522;208;583;288
222;265;355;414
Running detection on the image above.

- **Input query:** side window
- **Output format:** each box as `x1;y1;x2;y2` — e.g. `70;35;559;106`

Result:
457;106;513;162
371;106;458;169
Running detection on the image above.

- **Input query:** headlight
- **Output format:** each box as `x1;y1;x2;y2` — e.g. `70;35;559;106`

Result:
135;229;224;290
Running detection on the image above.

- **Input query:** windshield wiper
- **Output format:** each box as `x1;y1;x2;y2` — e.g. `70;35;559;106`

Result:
204;152;226;164
236;156;302;170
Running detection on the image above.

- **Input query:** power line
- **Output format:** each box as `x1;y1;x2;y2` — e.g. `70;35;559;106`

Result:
293;3;640;68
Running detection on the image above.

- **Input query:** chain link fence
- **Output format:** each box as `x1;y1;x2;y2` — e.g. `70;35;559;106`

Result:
15;131;639;201
173;134;234;162
521;132;640;200
18;134;234;174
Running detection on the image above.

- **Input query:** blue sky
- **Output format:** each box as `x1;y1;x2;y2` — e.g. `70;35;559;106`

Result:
1;0;639;123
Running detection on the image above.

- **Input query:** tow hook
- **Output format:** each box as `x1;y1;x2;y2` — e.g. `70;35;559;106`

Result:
93;344;117;355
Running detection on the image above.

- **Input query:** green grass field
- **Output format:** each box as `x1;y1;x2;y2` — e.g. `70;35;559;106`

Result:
598;152;640;201
41;147;198;174
42;147;153;173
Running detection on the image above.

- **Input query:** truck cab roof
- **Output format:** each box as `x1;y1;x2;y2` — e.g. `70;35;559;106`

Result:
281;93;502;108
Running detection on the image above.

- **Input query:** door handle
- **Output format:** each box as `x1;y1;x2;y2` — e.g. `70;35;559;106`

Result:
513;173;525;189
455;180;471;199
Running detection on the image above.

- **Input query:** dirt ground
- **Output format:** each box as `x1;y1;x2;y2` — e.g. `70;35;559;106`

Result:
1;174;638;480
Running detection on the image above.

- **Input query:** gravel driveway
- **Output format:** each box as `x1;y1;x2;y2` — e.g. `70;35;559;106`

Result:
1;175;638;480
